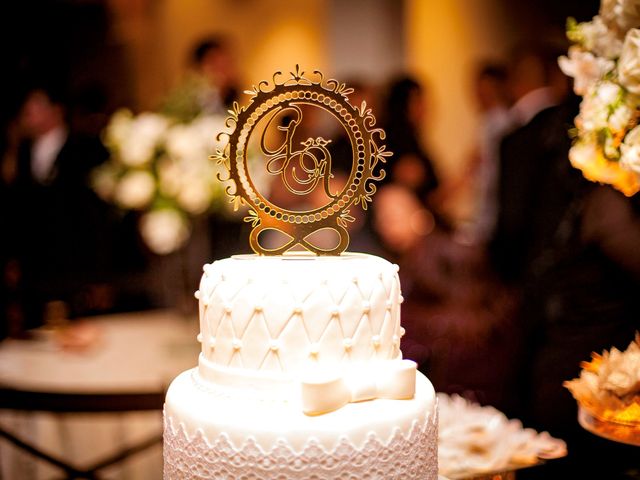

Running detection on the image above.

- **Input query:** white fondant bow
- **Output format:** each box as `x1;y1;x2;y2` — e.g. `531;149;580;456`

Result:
301;359;417;416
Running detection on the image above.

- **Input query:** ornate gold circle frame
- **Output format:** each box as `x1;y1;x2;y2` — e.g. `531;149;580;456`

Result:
212;66;390;255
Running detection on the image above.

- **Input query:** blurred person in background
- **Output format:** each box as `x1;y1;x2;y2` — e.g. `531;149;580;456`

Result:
161;34;246;261
193;36;239;114
506;45;565;127
504;96;639;479
373;184;518;410
490;45;640;477
68;83;111;139
162;35;239;121
0;83;143;338
380;76;443;224
460;63;512;244
372;73;519;408
490;43;571;283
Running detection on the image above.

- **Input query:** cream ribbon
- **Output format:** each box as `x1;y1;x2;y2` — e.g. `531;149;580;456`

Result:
301;359;417;416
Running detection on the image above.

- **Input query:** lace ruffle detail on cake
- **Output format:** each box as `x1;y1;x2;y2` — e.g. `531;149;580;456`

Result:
163;411;438;479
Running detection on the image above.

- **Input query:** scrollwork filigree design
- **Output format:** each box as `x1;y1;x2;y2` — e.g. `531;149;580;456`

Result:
211;65;390;255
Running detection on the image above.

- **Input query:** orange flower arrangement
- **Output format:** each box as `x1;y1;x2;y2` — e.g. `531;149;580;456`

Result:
565;334;640;445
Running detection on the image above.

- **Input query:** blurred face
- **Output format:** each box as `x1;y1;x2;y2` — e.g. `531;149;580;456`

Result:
475;76;506;111
200;48;235;86
407;88;426;128
20;90;64;138
509;55;546;102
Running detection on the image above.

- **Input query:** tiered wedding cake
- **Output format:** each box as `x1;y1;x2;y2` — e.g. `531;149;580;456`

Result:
163;67;438;479
164;253;437;478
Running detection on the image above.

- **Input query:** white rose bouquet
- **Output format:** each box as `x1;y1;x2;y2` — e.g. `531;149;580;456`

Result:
560;0;640;196
92;110;229;254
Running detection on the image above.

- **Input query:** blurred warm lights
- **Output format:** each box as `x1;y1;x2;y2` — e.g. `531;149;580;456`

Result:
249;20;328;85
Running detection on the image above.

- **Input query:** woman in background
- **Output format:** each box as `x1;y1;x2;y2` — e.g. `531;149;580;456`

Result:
372;75;519;411
381;76;441;214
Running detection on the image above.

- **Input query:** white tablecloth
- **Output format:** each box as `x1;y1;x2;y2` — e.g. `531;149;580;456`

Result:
0;309;199;480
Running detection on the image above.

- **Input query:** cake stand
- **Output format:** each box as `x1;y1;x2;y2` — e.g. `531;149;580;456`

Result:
578;404;640;447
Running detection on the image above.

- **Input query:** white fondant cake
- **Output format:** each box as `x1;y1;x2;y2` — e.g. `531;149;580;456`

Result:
163;253;438;479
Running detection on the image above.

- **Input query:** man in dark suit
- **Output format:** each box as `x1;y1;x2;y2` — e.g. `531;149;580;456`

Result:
490;45;569;282
4;84;115;333
491;54;640;477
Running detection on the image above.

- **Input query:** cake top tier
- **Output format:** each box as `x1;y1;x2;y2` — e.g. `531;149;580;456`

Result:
196;253;405;378
211;67;390;255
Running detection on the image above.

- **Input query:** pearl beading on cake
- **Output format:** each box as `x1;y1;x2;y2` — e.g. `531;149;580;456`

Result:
196;254;403;376
309;343;320;357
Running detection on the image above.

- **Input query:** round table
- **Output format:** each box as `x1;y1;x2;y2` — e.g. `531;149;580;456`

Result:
0;309;199;480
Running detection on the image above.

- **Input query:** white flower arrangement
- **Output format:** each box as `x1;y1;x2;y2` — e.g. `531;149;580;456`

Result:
438;394;566;477
93;110;231;254
560;1;640;196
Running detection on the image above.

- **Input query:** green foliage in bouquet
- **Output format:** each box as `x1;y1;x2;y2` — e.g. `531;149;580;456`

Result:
160;75;210;124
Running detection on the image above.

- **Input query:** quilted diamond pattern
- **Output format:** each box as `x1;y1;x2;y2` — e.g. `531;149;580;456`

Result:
261;287;297;338
316;317;347;368
277;315;311;368
337;286;367;338
350;312;375;361
214;317;236;366
240;311;272;368
198;255;403;375
297;285;334;343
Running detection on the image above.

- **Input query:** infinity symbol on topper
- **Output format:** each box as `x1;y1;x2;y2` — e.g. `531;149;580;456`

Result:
212;66;391;255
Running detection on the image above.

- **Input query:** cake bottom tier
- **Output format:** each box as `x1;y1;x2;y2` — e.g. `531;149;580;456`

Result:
164;368;438;479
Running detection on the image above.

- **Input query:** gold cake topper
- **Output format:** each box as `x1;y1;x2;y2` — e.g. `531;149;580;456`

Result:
212;66;390;255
